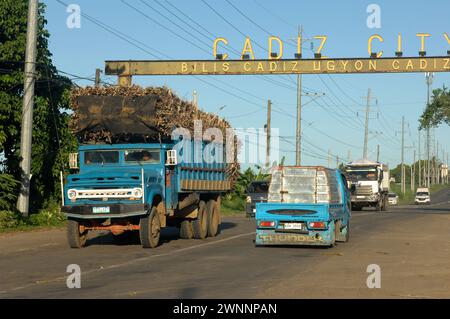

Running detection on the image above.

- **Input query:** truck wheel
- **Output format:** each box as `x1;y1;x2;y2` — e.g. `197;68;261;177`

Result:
192;201;207;239
207;199;220;237
139;207;161;248
179;220;193;239
67;219;88;248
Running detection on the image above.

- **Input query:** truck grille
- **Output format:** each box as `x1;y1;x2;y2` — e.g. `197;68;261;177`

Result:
355;185;373;196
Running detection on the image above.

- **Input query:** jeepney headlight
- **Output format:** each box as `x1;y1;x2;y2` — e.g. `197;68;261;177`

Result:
67;189;77;200
132;188;143;198
246;196;252;203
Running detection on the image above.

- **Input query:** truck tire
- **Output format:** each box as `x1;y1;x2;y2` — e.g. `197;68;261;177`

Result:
67;219;88;248
207;199;220;237
192;201;207;239
139;207;161;248
179;220;193;239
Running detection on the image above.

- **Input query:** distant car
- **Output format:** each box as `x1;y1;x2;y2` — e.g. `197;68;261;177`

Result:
415;187;430;205
388;192;398;205
245;180;269;218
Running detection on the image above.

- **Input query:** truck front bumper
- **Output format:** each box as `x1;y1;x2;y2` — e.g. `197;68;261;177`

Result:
62;203;148;219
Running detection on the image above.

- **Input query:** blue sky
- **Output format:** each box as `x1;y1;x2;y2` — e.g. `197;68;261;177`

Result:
43;0;450;168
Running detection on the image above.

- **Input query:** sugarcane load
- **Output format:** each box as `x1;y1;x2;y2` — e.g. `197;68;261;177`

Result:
62;85;239;248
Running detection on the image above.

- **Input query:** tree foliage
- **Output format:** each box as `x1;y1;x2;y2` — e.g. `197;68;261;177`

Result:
0;0;77;211
419;86;450;129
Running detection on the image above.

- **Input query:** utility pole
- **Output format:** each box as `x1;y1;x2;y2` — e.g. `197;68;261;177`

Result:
411;150;416;192
401;116;405;195
265;99;272;169
347;150;351;163
95;68;101;87
328;149;332;168
17;0;39;217
436;141;440;184
363;88;371;159
295;26;303;166
418;130;421;186
425;72;433;188
336;155;339;168
193;90;198;112
376;144;380;162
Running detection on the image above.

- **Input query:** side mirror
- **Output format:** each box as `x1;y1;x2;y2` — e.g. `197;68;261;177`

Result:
165;150;178;166
69;153;79;169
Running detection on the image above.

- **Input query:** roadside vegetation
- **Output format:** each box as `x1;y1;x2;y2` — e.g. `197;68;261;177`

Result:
389;183;449;205
221;166;270;216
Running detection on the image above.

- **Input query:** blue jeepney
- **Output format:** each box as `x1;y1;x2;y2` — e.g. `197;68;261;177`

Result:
255;166;351;247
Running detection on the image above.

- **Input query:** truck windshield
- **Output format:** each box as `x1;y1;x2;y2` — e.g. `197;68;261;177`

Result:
416;192;429;196
347;170;378;181
84;151;119;165
125;149;160;164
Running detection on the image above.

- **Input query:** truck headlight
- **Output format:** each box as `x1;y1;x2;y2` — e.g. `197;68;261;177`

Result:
67;189;77;200
246;196;252;203
132;188;143;198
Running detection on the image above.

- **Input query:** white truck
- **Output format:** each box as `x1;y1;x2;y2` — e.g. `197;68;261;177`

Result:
344;159;390;211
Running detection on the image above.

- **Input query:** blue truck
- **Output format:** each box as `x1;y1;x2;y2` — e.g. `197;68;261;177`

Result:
61;141;231;248
255;166;351;247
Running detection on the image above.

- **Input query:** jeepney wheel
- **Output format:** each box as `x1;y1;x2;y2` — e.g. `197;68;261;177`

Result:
192;201;208;239
67;219;88;248
139;207;161;248
179;220;193;239
207;199;220;237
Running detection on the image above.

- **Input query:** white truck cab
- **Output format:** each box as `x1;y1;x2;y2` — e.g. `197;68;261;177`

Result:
415;188;430;205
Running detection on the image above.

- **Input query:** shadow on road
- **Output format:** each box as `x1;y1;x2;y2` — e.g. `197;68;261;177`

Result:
84;222;238;247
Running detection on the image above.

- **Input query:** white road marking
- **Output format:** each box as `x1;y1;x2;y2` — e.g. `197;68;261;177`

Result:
0;231;256;295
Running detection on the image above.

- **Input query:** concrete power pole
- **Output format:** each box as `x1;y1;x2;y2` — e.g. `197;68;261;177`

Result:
425;72;433;188
363;88;371;159
418;130;422;186
95;68;101;88
376;144;380;162
401;116;405;195
265;99;272;169
328;149;332;168
295;26;303;166
17;0;39;216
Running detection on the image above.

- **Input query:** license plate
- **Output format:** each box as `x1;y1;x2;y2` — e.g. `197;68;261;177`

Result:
284;222;303;230
357;196;366;199
93;206;110;213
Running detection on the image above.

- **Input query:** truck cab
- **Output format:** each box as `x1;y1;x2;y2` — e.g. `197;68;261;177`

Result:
62;142;228;248
255;166;351;247
345;159;389;211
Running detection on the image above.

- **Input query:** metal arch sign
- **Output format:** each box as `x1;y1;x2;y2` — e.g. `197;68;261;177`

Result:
105;57;450;77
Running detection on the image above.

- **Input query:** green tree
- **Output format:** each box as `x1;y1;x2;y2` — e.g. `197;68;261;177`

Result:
419;86;450;129
0;0;76;211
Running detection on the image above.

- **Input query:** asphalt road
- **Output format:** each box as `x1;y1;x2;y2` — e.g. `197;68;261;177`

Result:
1;188;450;299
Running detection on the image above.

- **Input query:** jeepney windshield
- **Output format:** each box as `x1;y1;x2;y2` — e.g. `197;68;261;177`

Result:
84;150;119;165
124;149;160;164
